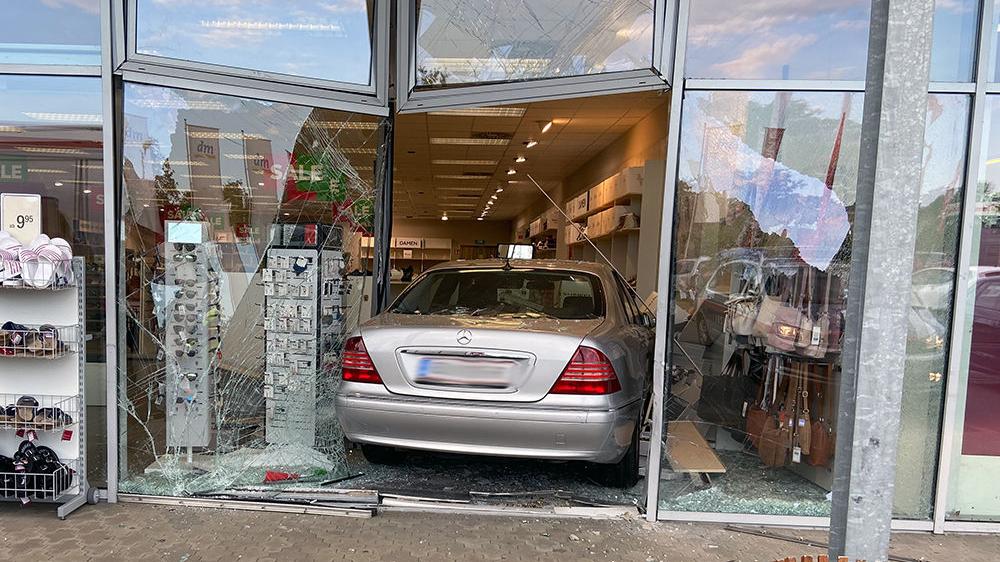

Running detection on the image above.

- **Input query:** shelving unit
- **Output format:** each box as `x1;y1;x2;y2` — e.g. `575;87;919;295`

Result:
0;258;93;518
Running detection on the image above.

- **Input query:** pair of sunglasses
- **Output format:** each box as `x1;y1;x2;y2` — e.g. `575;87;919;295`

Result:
173;243;196;252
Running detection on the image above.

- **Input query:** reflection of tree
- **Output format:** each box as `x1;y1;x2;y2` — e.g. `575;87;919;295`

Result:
222;179;251;238
417;66;448;86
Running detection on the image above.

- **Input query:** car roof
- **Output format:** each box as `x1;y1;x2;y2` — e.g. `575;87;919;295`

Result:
425;259;616;278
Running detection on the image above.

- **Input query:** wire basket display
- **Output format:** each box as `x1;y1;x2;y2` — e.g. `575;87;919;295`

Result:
0;324;79;358
0;458;77;502
0;256;76;290
0;394;78;431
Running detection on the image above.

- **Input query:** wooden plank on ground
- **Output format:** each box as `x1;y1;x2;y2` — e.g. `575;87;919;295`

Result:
665;420;726;474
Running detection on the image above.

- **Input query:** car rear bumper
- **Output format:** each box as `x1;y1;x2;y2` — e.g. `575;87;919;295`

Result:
335;386;641;464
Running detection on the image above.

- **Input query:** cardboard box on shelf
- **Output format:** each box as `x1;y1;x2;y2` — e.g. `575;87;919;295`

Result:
587;212;604;238
565;223;587;245
613;167;644;200
528;218;543;237
605;205;637;234
567;192;589;220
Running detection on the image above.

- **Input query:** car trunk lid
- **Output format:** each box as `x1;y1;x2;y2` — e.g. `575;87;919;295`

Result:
359;314;602;402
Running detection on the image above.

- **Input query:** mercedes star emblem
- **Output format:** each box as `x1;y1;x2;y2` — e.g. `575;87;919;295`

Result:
456;329;473;346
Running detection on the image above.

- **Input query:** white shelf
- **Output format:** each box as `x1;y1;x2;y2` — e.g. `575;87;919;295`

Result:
568;228;641;246
574;192;642;221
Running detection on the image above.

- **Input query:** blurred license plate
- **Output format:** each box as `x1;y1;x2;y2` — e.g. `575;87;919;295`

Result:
415;357;515;388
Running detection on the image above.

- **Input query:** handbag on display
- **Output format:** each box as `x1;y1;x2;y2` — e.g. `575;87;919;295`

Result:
725;273;761;337
753;275;783;338
758;358;793;467
807;365;835;467
801;270;832;359
745;355;775;447
697;351;751;429
793;363;812;456
726;293;760;336
795;270;815;350
767;271;810;353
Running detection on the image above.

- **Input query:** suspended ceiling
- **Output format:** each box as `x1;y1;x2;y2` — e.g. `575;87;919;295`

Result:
392;90;669;221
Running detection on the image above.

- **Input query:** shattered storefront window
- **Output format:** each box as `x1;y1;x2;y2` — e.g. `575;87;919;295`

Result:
414;0;655;87
662;91;862;516
118;83;386;496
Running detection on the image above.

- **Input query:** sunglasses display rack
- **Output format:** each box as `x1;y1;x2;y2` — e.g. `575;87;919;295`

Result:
164;241;218;454
0;258;92;518
263;248;346;447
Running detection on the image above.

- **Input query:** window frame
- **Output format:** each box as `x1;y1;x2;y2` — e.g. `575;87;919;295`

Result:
395;0;677;113
119;0;390;114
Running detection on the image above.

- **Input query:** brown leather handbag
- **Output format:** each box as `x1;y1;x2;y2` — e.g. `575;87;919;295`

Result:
745;356;774;447
759;369;794;467
806;365;835;467
794;363;812;456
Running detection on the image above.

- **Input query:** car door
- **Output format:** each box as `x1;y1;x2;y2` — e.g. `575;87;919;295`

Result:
612;272;654;395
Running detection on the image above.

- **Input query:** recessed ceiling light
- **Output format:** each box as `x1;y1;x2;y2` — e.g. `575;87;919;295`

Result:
258;182;265;187
490;194;498;200
23;112;102;123
506;169;516;175
428;107;526;117
283;212;291;216
429;137;509;146
434;174;490;180
540;121;553;134
18;146;87;155
515;155;526;163
477;217;484;221
82;189;92;194
495;187;504;193
341;147;378;154
525;140;538;148
142;203;150;208
441;214;449;221
53;182;64;187
431;159;497;166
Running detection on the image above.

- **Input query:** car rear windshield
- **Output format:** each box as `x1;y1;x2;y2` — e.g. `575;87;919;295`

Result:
390;268;605;320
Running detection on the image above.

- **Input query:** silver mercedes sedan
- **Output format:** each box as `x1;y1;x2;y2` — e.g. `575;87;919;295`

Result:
335;259;654;487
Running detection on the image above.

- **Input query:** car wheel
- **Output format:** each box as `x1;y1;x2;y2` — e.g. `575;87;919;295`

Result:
601;421;641;489
360;443;404;465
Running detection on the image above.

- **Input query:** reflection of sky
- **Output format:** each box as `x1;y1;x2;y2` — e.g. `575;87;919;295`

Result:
686;0;978;82
0;1;100;65
679;92;853;270
920;94;970;206
929;0;978;82
685;0;871;80
136;0;372;85
0;75;102;123
415;0;653;85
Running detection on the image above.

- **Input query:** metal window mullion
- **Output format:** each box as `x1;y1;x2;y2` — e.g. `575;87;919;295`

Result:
929;81;977;93
651;0;672;79
684;78;866;92
931;0;996;535
118;68;390;117
123;0;388;104
100;0;120;504
644;0;689;523
0;64;100;76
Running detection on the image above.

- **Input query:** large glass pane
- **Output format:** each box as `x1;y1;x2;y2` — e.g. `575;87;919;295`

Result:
118;83;386;495
414;0;654;87
0;75;106;486
893;94;970;519
944;95;1000;522
0;1;100;65
135;0;374;85
929;0;979;83
685;1;870;81
661;90;863;516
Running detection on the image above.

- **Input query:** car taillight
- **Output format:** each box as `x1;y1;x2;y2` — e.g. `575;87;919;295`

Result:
549;346;621;395
342;336;383;384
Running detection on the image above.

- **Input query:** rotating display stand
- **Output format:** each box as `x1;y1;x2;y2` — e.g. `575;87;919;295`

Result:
0;258;93;518
262;247;345;446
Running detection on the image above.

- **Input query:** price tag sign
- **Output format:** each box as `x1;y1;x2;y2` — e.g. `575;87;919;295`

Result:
0;193;41;244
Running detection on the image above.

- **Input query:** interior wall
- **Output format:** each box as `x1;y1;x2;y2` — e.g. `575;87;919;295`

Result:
392;218;514;255
513;93;670;296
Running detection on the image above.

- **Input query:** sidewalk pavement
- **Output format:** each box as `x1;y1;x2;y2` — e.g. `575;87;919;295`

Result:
1;502;997;561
